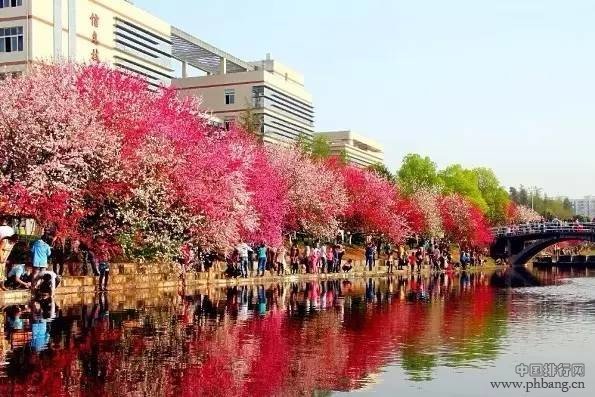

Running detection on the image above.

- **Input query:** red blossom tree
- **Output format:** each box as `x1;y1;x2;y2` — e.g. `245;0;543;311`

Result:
0;62;500;260
339;165;411;243
439;194;493;246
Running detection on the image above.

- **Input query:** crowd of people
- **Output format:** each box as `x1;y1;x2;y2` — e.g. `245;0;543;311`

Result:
380;238;486;274
0;220;112;293
179;236;488;280
497;218;594;237
223;241;352;278
0;217;491;293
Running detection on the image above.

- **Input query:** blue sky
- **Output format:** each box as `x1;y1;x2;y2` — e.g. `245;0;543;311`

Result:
137;0;595;198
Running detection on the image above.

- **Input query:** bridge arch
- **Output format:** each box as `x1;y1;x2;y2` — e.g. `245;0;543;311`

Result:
490;222;595;267
512;236;594;266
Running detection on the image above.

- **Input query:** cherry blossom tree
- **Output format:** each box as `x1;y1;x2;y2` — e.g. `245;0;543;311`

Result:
439;194;493;246
0;64;122;237
76;64;263;252
506;202;542;224
267;147;348;238
410;188;444;237
339;165;411;243
0;62;500;261
242;140;289;246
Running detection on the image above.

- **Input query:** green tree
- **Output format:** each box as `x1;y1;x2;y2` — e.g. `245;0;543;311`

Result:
397;154;441;195
309;135;332;159
509;187;519;203
514;186;573;219
237;101;263;137
439;164;488;212
563;197;573;211
367;163;396;183
472;167;510;223
295;132;311;153
518;185;529;206
338;148;348;164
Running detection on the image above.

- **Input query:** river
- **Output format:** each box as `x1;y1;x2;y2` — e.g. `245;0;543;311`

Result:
1;268;594;396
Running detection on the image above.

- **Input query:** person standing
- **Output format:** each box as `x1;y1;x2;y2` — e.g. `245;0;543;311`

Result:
307;248;317;274
432;245;441;271
236;241;252;278
290;243;300;274
408;250;416;272
0;220;16;282
418;248;425;272
326;246;334;273
247;245;256;276
257;243;267;277
51;236;67;276
31;235;52;284
303;244;311;274
365;242;374;271
386;250;395;274
318;243;327;273
336;244;345;269
95;240;111;291
276;245;287;276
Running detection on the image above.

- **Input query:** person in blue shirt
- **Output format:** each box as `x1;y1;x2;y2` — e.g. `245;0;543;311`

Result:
3;263;32;290
257;243;267;277
31;236;52;284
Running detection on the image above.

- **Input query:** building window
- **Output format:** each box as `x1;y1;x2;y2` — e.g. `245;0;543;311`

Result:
224;117;235;131
0;0;23;8
0;71;22;80
252;85;265;108
0;26;24;53
224;89;235;105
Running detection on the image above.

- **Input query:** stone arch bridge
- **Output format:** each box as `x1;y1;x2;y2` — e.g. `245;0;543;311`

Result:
490;222;595;267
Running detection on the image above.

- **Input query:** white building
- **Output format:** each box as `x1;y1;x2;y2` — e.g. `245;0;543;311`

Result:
315;130;384;167
571;196;595;220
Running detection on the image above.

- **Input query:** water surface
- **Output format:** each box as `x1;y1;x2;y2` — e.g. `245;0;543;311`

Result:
1;268;593;396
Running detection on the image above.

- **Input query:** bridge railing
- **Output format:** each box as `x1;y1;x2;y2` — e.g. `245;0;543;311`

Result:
492;222;595;238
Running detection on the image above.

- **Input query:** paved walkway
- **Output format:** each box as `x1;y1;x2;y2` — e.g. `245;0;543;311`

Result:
0;263;501;305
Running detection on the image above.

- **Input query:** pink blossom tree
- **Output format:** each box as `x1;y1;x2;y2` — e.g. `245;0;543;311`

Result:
267;147;348;238
410;188;444;237
0;64;122;237
506;202;542;224
241;139;289;246
77;64;265;252
339;165;411;243
439;194;493;246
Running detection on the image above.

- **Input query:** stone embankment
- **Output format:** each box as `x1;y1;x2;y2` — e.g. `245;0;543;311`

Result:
0;261;500;306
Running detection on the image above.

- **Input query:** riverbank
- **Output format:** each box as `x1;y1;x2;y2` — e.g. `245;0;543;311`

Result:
0;261;502;306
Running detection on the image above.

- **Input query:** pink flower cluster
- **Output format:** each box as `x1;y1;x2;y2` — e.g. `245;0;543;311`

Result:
0;64;494;259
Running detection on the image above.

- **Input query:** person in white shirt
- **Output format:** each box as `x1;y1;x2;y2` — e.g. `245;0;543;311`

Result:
275;246;287;275
0;217;15;240
236;241;253;278
0;221;16;282
34;269;60;296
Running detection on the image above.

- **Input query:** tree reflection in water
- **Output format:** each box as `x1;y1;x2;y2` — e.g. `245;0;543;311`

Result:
0;272;509;396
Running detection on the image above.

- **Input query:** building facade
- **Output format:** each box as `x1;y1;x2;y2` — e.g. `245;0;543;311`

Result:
1;1;314;145
571;196;595;220
172;39;314;145
316;130;384;167
0;0;173;85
